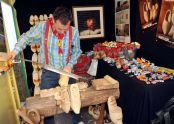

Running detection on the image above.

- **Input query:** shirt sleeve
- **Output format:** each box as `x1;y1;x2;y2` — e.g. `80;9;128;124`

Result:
67;28;82;68
13;23;43;55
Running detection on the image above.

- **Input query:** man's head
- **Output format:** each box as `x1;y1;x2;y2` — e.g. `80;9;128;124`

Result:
53;6;72;34
86;18;95;30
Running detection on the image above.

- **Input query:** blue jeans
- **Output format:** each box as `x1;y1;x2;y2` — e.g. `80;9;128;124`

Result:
40;69;82;124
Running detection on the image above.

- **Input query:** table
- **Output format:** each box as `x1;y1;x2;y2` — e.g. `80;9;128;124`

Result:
96;60;174;124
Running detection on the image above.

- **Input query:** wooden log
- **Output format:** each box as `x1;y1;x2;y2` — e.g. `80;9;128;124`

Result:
26;96;58;117
26;87;119;117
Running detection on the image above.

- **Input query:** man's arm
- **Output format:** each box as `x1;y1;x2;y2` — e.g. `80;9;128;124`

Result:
9;23;43;59
67;28;82;70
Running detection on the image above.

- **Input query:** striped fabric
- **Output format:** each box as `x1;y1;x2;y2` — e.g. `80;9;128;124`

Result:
14;22;82;69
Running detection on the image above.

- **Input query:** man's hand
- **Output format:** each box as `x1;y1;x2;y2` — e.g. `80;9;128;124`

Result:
8;51;17;60
59;66;72;87
63;65;72;73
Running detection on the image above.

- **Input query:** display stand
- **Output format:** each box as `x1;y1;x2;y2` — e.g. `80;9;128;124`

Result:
18;86;119;123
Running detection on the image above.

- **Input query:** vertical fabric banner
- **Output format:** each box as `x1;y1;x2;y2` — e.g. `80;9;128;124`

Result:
139;0;160;29
115;0;131;42
156;0;174;48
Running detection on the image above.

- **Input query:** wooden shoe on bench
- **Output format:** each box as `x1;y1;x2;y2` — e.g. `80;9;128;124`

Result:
108;96;123;124
17;108;34;124
70;84;81;114
88;105;100;120
27;109;40;124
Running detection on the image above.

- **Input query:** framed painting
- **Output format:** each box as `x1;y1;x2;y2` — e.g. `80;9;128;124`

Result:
72;6;104;39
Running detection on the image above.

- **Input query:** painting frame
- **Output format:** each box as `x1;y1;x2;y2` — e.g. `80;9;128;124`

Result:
72;6;105;39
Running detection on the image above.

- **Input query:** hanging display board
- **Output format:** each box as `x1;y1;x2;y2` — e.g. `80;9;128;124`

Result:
0;1;21;124
1;1;17;51
0;0;29;100
139;0;160;29
156;0;174;48
115;0;130;42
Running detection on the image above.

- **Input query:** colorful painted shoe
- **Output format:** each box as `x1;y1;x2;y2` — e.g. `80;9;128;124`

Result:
116;62;121;69
107;96;123;124
143;2;149;23
70;84;81;114
93;51;100;59
162;10;171;35
100;51;106;58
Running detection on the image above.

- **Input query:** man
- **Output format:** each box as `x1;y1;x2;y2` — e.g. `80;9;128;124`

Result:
8;6;82;124
80;18;101;36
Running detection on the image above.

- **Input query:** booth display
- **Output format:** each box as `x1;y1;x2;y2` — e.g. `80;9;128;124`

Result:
97;60;174;124
92;41;174;84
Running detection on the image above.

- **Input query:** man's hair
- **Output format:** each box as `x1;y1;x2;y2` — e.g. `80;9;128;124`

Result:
53;6;72;25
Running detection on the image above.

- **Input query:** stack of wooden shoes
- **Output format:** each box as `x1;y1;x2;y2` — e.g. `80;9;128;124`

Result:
107;96;123;124
31;44;42;96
